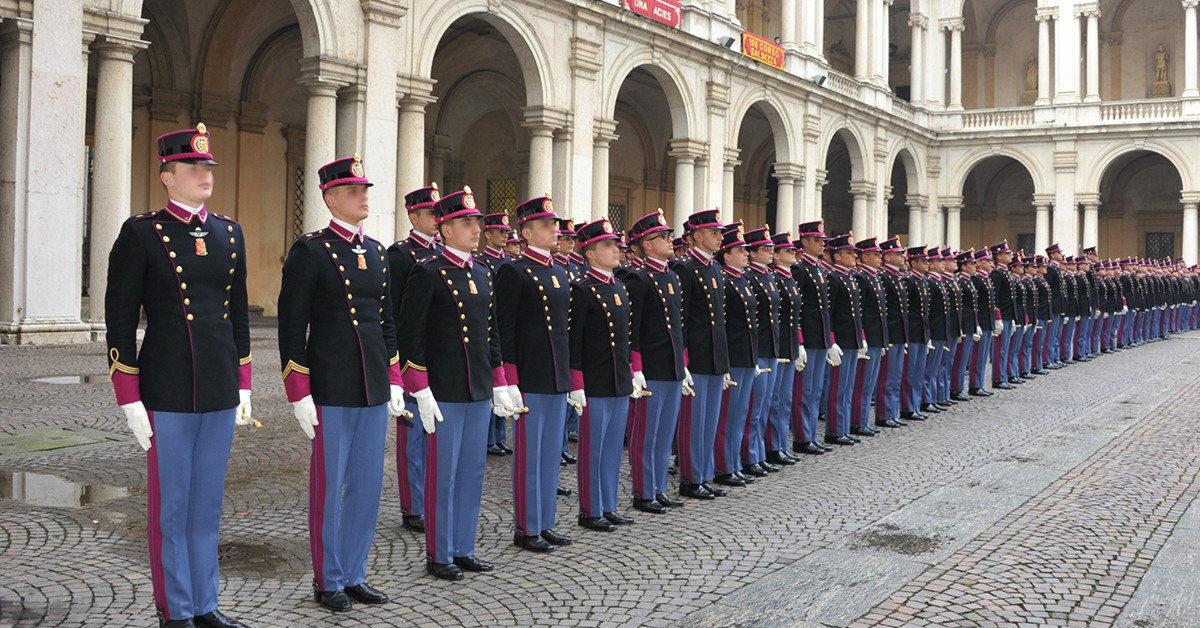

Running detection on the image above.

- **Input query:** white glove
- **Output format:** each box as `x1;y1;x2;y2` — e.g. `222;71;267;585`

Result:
681;368;695;396
796;350;807;371
1076;316;1081;322
754;364;769;377
234;389;253;426
1121;306;1129;314
632;371;647;398
412;387;443;434
827;344;843;367
992;325;1002;337
292;395;318;440
1094;311;1101;320
507;385;524;419
927;340;934;351
857;347;869;359
722;373;736;390
387;384;405;418
972;326;982;342
568;389;587;416
1103;313;1109;319
121;401;153;451
492;386;520;417
776;358;787;364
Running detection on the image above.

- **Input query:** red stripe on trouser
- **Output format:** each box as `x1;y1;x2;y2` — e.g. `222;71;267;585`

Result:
851;360;866;427
739;394;755;463
992;329;1003;381
951;343;965;390
423;429;438;560
146;411;169;618
900;350;911;408
628;398;647;497
513;416;528;534
577;405;593;516
676;393;694;482
790;369;804;442
308;407;327;590
713;388;731;472
875;353;889;420
826;364;841;435
396;418;411;513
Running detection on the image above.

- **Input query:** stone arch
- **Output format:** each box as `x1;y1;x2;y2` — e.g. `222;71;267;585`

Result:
983;0;1035;44
889;144;923;195
602;49;696;141
197;0;315;99
415;4;552;108
434;69;526;158
945;144;1044;199
820;121;870;181
1084;140;1195;195
727;91;794;164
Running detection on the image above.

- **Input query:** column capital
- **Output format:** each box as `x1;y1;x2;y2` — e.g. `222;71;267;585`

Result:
570;36;603;79
1185;0;1200;9
91;34;147;61
906;193;929;208
942;195;965;211
1033;193;1057;208
724;146;741;167
1181;191;1200;205
1074;2;1102;18
594;117;619;144
773;162;805;182
298;56;359;94
939;16;965;32
849;180;876;198
521;105;572;132
1076;192;1102;207
396;73;437;105
1036;6;1059;21
908;13;929;29
815;169;829;189
361;0;407;26
667;138;707;161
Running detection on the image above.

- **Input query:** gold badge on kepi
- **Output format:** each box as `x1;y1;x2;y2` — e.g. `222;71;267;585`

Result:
431;182;440;202
603;220;614;234
191;127;209;155
350;153;365;178
501;215;509;226
543;199;554;213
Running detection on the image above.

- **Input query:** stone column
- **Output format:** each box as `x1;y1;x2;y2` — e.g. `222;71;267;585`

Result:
723;148;740;224
1185;1;1199;98
1079;192;1100;250
878;0;893;87
855;0;871;80
774;164;802;235
1034;194;1054;254
552;128;572;209
814;169;828;222
297;65;345;233
88;36;145;323
1082;5;1102;103
1054;5;1081;104
944;18;965;111
693;157;708;212
336;83;366;157
522;106;568;206
781;0;796;48
361;1;405;243
395;81;435;236
943;196;963;249
849;180;873;237
668;139;704;234
592;119;618;221
1036;11;1053;105
1182;191;1200;265
909;14;926;105
906;193;927;244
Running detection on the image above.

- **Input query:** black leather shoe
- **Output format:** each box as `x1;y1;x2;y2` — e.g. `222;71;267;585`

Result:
901;411;927;421
402;514;425;533
938;399;957;406
513;534;555;552
161;619;197;628
541;528;573;545
1008;377;1024;385
578;514;615;531
876;419;903;428
968;387;993;396
604;511;635;525
633;497;666;513
714;473;746;487
767;450;796;465
1033;369;1050;375
344;583;389;604
557;484;572;496
845;434;862;443
656;492;685;508
453;555;494;572
194;611;248;628
425;559;464;581
1045;362;1062;370
920;404;942;413
313;584;352;612
701;481;727;497
742;463;769;477
733;470;755;483
678;482;715;500
794;441;825;454
1021;372;1036;379
824;435;855;446
759;461;781;473
497;442;513;454
561;451;577;464
488;444;506;456
951;391;971;402
992;381;1014;390
850;426;878;436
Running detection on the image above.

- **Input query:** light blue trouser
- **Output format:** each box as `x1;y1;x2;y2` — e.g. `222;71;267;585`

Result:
992;320;1013;383
903;342;928;411
628;379;682;498
147;408;237;621
742;358;778;465
577;396;630;517
879;345;906;419
715;366;755;474
853;346;883;428
677;374;723;484
826;350;859;437
425;399;490;563
513;393;567;536
796;349;828;442
923;340;950;403
766;362;796;451
397;398;425;517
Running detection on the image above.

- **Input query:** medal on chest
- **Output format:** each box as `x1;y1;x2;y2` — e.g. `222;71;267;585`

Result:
352;245;368;270
189;227;209;256
552;275;561;289
668;283;675;295
712;277;718;289
469;280;478;294
614;293;622;306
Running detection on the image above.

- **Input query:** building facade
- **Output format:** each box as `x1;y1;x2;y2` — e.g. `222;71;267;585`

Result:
1;0;1198;343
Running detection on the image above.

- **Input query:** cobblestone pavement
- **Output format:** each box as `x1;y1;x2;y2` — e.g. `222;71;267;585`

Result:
1;325;1199;627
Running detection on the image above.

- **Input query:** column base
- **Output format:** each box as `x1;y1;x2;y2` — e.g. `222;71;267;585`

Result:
1083;94;1101;104
0;319;93;345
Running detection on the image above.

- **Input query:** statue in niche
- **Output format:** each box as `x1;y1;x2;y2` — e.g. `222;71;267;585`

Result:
1021;54;1039;105
1153;44;1171;98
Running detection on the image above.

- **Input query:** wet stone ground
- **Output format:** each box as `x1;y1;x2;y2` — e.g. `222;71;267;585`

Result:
2;327;1200;627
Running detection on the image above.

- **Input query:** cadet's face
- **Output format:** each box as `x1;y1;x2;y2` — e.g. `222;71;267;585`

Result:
725;246;748;268
861;250;883;268
162;163;214;206
587;239;621;270
504;242;522;256
774;247;797;266
695;227;723;254
801;236;825;257
558;237;575;255
484;229;508;248
749;246;774;265
442;216;481;251
911;259;929;273
962;261;977;274
325;185;370;224
979;259;993;271
834;250;858;268
409;206;438;236
641;231;673;260
523;217;558;250
883;251;904;267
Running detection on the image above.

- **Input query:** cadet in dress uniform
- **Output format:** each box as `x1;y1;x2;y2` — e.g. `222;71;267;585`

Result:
851;237;886;437
1060;258;1081;360
935;247;964;406
901;246;932;421
673;209;732;498
482;213;516;457
1031;257;1053;373
742;227;782;476
504;232;524;258
556;218;586;459
387;183;444;534
624;211;687;513
950;250;982;401
824;234;864;446
766;233;806;461
107;125;253;628
497;196;576;552
278;156;404;612
1072;257;1093;360
1007;256;1030;383
969;250;1000;396
988;241;1018;390
713;223;760;487
921;247;952;414
1045;244;1067;368
791;221;838;454
569;218;638;531
397;188;518;581
875;238;909;428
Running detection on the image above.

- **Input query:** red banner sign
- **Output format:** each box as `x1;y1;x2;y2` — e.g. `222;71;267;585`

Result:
741;32;784;70
623;0;682;29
